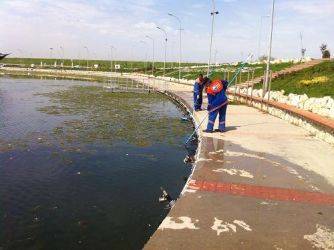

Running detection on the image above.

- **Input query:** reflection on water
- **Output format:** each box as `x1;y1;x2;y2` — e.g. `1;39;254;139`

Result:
0;77;193;250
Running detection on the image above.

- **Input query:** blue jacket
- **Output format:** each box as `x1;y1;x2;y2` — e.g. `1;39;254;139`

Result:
193;81;204;94
207;80;228;111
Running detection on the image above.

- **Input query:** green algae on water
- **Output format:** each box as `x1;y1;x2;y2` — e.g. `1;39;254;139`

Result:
36;85;190;147
0;83;191;155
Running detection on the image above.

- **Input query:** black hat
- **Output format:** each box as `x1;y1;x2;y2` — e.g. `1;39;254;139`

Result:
203;76;211;85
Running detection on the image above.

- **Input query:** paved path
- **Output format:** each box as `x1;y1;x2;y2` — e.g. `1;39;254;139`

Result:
143;81;334;249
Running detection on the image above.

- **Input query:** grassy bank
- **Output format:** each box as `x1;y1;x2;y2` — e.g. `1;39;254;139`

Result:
254;61;334;98
1;57;295;82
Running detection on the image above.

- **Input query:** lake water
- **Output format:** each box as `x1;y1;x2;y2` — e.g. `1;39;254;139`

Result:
0;76;193;250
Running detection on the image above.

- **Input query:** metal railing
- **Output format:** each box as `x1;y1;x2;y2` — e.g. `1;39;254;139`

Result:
102;74;171;93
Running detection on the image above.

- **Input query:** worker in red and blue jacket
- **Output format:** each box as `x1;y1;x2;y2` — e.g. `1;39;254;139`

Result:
203;79;228;133
193;74;204;111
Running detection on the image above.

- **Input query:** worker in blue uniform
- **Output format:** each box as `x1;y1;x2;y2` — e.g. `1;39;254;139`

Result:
193;74;204;111
203;79;228;133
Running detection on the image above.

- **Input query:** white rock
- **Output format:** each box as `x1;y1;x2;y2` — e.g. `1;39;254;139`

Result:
288;94;300;107
326;97;334;109
329;106;334;119
298;94;309;109
318;108;330;117
278;96;289;104
304;98;316;111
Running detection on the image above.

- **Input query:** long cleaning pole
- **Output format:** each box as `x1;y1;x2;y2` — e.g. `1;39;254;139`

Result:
185;54;253;145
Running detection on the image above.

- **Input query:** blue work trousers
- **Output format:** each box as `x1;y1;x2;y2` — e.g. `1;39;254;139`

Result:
207;104;227;131
193;92;203;110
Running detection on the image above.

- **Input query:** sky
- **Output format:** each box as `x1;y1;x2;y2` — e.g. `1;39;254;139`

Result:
0;0;333;63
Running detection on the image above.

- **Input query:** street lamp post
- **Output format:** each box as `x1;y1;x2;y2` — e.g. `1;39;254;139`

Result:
168;13;182;82
110;45;114;73
145;35;155;76
139;40;148;74
84;46;89;70
208;0;219;75
300;32;306;60
49;48;53;67
60;46;64;67
157;26;168;76
264;0;275;94
257;15;270;60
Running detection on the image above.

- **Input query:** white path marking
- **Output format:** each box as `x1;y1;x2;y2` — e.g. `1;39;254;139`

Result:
310;185;320;192
196;158;213;162
209;149;224;155
159;216;199;231
213;168;254;179
260;201;278;206
233;220;252;231
225;150;265;160
304;224;334;249
184;189;197;193
211;217;252;236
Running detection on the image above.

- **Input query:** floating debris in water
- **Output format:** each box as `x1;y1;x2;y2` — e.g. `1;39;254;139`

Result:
77;172;81;175
183;155;194;164
159;187;176;208
159;187;172;203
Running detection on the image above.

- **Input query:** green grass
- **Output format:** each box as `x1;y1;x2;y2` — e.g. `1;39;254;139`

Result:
0;57;199;74
254;61;334;98
209;62;295;83
1;57;295;82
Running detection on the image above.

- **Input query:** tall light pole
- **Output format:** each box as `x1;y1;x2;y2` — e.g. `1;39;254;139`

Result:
157;26;168;76
110;45;114;72
139;40;148;74
168;13;182;82
264;0;275;94
257;15;270;61
300;32;306;60
130;44;136;73
59;46;64;67
208;0;219;75
49;48;53;66
84;46;89;70
145;35;155;75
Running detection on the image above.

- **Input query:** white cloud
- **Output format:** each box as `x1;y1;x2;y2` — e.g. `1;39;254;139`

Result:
134;21;157;30
0;0;333;62
278;0;334;16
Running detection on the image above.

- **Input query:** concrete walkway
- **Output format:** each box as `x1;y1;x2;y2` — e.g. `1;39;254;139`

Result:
144;82;334;249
